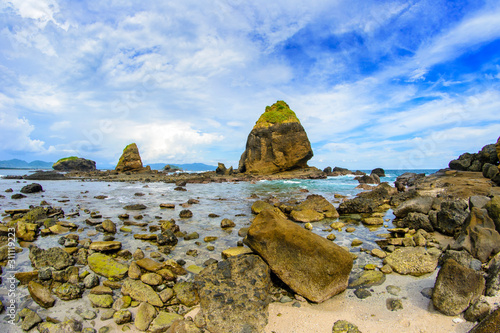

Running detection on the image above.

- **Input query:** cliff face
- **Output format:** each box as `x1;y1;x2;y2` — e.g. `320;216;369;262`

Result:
115;143;149;172
238;101;313;174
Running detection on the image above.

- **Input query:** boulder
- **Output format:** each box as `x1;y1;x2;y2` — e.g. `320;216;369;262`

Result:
135;302;157;331
291;194;339;221
195;254;272;333
21;183;43;194
338;197;377;214
251;200;274;215
485;196;500;233
29;246;74;270
238;101;313;174
384;247;438;276
53;157;96;171
432;259;485;316
355;174;380;184
393;196;434;219
28;281;55;308
397;212;434;232
115;143;150;173
122;279;163;307
478;143;499;165
394;172;425;191
435;200;469;235
215;162;227;175
371;168;386;177
449;152;474;171
87;253;128;279
244;209;353;302
469;307;500;333
469;196;491;210
439;250;481;271
485;252;500;296
173;282;199;307
452;208;500;262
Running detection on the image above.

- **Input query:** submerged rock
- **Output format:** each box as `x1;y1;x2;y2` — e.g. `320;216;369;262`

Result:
238;101;313;174
29;246;74;270
195;254;272;333
21;183;43;194
87;253;128;279
245;209;353;302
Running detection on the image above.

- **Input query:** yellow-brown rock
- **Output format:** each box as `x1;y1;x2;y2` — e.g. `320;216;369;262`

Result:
238;101;313;174
115;143;150;173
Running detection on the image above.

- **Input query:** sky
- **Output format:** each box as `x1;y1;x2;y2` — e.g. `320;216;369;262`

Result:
1;0;500;170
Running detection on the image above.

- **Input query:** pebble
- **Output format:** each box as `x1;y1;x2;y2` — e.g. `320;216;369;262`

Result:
386;285;401;296
280;296;293;303
452;318;464;324
386;298;403;311
354;288;372;299
346;227;356;233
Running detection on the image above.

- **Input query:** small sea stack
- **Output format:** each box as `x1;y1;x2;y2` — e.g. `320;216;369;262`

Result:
115;143;150;173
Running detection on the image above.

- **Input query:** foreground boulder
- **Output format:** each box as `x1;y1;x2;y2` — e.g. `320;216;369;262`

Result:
115;143;150;173
432;259;485;316
195;254;271;333
290;194;339;222
53;157;96;171
244;209;353;302
238;101;313;174
469;307;500;333
384;247;438;276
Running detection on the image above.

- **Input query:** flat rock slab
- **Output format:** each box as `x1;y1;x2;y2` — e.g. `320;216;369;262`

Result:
88;253;128;279
384;247;438;276
89;241;122;251
245;209;353;303
122;279;163;307
29;246;74;270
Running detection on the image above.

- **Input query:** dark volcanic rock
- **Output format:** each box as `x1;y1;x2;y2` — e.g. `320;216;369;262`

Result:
432;259;485;316
195;254;272;333
371;168;385;177
238;101;313;174
355;174;380;184
21;183;43;194
435;200;469;236
394;172;425;192
245;209;353;303
338;197;377;214
53;157;96;171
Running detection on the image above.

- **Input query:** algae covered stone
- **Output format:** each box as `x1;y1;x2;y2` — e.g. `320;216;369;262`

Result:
121;279;163;307
88;253;128;280
88;294;114;308
149;312;183;333
384;247;438;276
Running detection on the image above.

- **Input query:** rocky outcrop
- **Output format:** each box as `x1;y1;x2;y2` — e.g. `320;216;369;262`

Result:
53;157;96;171
371;168;385;177
238;101;313;174
432;259;485;316
244;209;353;303
115;143;150;173
449;143;499;172
195;254;272;333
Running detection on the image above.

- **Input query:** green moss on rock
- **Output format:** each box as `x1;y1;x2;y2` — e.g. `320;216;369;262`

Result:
55;156;79;164
255;101;300;128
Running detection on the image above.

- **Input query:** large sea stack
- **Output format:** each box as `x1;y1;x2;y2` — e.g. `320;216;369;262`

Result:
115;143;150;173
52;157;96;171
238;101;313;174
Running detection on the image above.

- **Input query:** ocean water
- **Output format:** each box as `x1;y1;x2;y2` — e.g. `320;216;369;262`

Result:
0;169;438;276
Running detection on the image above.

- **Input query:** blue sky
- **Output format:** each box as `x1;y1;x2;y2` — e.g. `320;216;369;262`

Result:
1;0;499;170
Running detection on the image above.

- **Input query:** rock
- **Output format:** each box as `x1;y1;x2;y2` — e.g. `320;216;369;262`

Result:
83;273;100;289
470;196;491;210
435;199;469;235
141;272;163;286
371;168;385;177
432;259;485;316
195;254;272;333
393;196;434;219
102;220;117;233
397;212;434;232
165;320;202;333
38;318;83;333
332;320;361;333
88;294;114;308
21;183;43;194
290;208;324;223
113;309;132;324
29;246;74;270
349;270;385;288
337;197;377;214
149;312;183;333
464;297;491;322
123;203;147;210
89;241;122;252
482;163;499;180
244;209;353;302
53;157;97;171
486;252;500;296
136;258;163;272
20;308;43;331
439;250;481;271
135;302;157;331
28;281;56;308
221;246;253;259
115;143;150;173
386;298;403;311
485;196;500;232
294;194;339;219
371;248;387;259
355;174;380;184
449;152;474;171
453;207;500;262
251;200;274;214
11;193;26;199
479;143;499;165
179;209;193;218
215;162;227;175
173;282;199;307
238;101;313;174
54;282;83;300
468;307;500;333
384;247;438;276
121;279;163;307
354;288;371;299
87;253;129;279
220;218;235;228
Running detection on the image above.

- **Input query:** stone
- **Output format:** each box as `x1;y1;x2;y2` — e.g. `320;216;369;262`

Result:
87;253;129;279
244;209;353;302
384;247;438;276
21;183;43;194
464;297;491;322
179;209;193;218
173;282;199;307
88;294;114;308
29;246;75;270
149;312;183;333
337;197;377;214
470;196;491;210
53;157;96;171
371;168;385;177
220;218;235;228
485;196;500;232
294;194;339;219
79;309;97;320
251;200;274;214
435;200;469;235
141;272;163;286
290;208;324;223
439;250;479;271
28;281;56;308
362;217;384;225
165;320;202;333
349;270;385;288
38;318;83;333
468;307;500;333
90;241;122;252
54;282;83;300
386;298;403;311
121;279;163;307
115;143;149;172
221;246;253;259
195;254;272;333
159;288;174;303
332;320;361;333
20;308;43;331
135;302;157;331
398;212;434;232
113;309;132;324
371;248;387;259
102;220;117;233
354;288;371;299
123;203;147;210
393;196;434;218
128;262;142;279
84;273;100;289
432;259;485;316
91;285;114;295
486;252;500;296
238;101;313;174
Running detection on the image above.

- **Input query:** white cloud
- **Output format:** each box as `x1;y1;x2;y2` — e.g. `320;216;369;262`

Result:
0;112;49;152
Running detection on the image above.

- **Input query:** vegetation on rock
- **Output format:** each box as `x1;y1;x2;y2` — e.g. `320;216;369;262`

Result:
255;100;300;128
55;156;79;163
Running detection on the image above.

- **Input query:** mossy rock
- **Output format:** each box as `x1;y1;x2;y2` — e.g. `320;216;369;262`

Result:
255;101;300;128
87;253;128;280
149;312;183;332
88;294;114;308
56;156;79;163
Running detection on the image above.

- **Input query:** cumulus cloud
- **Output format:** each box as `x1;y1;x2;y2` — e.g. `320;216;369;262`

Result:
0;112;50;152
